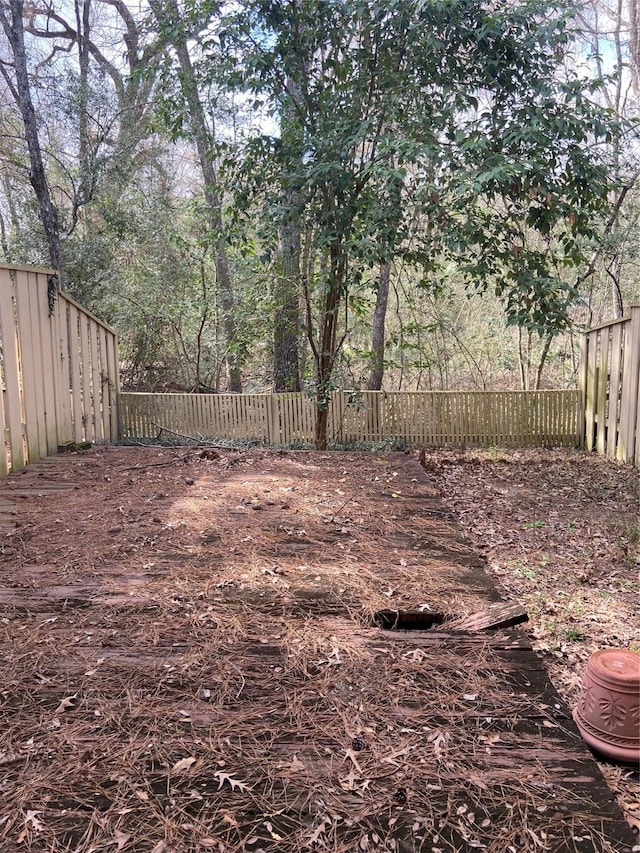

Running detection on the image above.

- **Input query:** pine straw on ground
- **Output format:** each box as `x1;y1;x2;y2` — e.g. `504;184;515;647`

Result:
0;447;636;852
421;447;640;837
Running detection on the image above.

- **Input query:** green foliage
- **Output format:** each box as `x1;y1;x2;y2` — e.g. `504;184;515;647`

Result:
218;0;621;338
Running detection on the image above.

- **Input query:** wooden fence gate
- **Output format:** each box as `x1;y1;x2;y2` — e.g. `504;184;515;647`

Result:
0;263;119;474
579;304;640;466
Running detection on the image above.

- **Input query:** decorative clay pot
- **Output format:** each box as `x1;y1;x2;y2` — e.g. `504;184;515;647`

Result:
573;648;640;763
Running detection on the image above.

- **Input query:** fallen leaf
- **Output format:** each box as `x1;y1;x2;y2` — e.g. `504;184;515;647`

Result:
285;754;306;773
306;817;331;844
112;830;131;850
171;756;196;774
25;810;44;832
344;748;363;773
214;771;249;792
55;695;77;713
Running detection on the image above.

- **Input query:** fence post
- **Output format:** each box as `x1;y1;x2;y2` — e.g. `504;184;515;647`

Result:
267;394;279;446
619;306;640;463
577;333;588;449
0;270;25;470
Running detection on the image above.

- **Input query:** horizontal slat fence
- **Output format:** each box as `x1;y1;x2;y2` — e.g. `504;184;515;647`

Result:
579;304;640;466
120;389;580;448
0;263;119;474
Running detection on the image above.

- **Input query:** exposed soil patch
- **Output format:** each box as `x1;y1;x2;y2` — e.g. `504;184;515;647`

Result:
0;447;636;852
422;447;640;835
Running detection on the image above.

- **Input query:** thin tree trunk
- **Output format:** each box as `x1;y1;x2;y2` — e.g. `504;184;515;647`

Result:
0;0;63;276
274;203;301;390
298;229;314;382
274;80;301;391
533;332;554;391
608;256;624;319
0;208;10;260
517;326;528;390
73;0;92;226
367;260;391;390
314;246;344;450
631;0;640;90
151;0;242;391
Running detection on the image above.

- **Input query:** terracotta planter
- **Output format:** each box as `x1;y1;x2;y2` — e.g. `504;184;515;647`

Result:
573;648;640;763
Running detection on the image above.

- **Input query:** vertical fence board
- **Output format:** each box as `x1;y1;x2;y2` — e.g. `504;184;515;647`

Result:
624;306;640;464
78;312;93;443
577;334;588;449
618;308;640;462
107;332;120;441
89;320;103;442
0;270;24;469
596;327;609;455
584;331;597;452
67;305;83;442
0;361;8;476
14;270;42;461
635;366;640;467
26;272;51;458
98;326;111;441
34;274;59;454
606;323;623;459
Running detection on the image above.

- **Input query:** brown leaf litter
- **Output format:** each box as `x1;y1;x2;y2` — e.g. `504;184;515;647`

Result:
421;447;639;836
0;446;636;852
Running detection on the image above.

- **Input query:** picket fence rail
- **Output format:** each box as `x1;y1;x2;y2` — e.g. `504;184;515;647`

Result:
0;263;119;474
579;304;640;466
120;389;580;448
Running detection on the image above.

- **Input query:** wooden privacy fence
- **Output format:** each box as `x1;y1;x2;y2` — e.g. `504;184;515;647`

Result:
579;304;640;466
0;263;119;474
120;389;580;447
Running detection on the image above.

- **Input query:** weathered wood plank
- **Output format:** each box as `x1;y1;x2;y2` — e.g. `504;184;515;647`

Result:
455;600;528;631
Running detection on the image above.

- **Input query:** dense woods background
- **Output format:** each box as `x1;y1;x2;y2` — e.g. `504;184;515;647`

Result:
1;0;640;423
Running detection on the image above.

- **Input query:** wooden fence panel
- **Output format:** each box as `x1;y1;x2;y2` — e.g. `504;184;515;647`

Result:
580;305;640;467
14;269;42;461
120;389;580;449
0;270;25;470
0;263;118;473
621;306;640;464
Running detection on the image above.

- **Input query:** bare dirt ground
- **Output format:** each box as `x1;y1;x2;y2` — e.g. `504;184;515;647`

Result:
0;445;637;853
423;447;640;835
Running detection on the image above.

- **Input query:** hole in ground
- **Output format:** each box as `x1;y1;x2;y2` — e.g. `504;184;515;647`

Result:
372;609;446;631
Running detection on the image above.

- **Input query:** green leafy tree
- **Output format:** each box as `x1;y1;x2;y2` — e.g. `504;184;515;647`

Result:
219;0;620;446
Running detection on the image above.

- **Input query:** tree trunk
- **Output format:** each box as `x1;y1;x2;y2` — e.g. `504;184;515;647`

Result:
0;0;63;276
274;204;301;390
274;80;302;391
0;207;10;260
533;332;554;390
151;0;242;391
367;260;391;390
298;228;314;382
608;255;624;319
314;246;344;450
517;326;530;390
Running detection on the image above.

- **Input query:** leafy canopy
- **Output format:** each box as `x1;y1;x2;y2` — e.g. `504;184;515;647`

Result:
208;0;620;332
